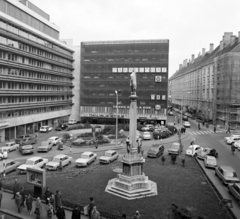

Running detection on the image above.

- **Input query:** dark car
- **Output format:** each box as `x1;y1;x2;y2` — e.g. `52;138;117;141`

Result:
147;144;165;158
20;136;37;146
182;116;188;121
15;134;30;144
197;148;218;159
55;124;68;131
19;144;34;155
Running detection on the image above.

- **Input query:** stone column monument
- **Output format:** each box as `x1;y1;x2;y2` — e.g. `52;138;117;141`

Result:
105;71;157;200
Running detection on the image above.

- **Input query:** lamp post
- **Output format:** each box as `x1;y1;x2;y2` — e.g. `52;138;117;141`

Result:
115;90;121;147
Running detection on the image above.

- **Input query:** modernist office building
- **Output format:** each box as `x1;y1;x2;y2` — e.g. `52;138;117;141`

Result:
0;0;74;142
80;39;169;125
169;32;240;128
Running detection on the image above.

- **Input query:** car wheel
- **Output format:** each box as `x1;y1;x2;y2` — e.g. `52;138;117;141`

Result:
221;178;225;185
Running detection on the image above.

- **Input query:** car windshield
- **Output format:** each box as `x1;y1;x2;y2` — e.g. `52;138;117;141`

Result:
41;141;49;146
22;145;32;149
5;143;11;147
25;160;34;165
81;154;89;159
18;136;25;139
187;146;193;150
224;171;237;178
104;152;112;157
207;157;216;162
150;147;159;152
52;158;60;163
172;143;179;149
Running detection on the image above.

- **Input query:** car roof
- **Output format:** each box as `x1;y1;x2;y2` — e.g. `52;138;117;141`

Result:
22;144;33;147
49;136;58;139
105;150;116;153
203;147;212;150
206;155;216;160
28;157;42;161
220;166;235;172
82;151;93;155
54;154;67;158
6;142;15;144
151;144;163;148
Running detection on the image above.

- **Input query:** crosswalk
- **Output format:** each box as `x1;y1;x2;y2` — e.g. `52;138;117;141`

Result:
189;130;225;135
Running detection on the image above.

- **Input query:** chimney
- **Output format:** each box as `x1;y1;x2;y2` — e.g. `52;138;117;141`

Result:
179;64;182;69
191;54;195;62
223;32;233;47
230;35;236;45
220;40;223;50
209;44;214;53
202;48;206;56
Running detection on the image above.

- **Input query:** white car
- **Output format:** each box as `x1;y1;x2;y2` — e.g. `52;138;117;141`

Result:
46;154;72;170
142;132;151;140
224;135;240;142
233;140;240;150
17;157;48;174
39;126;51;133
75;152;97;167
185;145;202;157
48;136;61;146
0;142;19;152
68;119;80;125
204;156;217;169
99;150;119;164
0;149;8;159
183;121;191;128
226;136;240;145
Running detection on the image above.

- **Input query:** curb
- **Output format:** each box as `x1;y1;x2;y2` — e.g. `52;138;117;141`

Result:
194;158;237;219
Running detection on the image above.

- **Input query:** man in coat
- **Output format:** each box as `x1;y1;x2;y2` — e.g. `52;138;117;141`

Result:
55;190;62;210
15;192;22;213
20;187;25;208
71;205;81;219
44;187;52;204
56;205;65;219
12;179;19;199
88;197;95;219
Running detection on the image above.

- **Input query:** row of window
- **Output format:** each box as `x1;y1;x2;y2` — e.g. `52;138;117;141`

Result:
0;50;71;73
0;81;71;91
0;36;72;65
83;74;168;80
0;17;72;56
0;96;71;104
0;105;71;119
0;66;72;83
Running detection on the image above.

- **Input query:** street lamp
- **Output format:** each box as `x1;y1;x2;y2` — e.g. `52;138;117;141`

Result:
115;90;121;147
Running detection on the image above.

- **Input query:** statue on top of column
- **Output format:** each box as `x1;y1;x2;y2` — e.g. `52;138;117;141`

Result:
130;71;137;93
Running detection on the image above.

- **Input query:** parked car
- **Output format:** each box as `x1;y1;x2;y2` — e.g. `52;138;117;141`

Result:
0;159;20;175
20;136;37;146
15;135;30;144
0;149;8;159
141;125;154;132
38;141;53;152
68;119;81;125
234;140;240;150
215;166;240;185
185;145;202;157
48;136;61;146
142;132;151;140
99;150;118;164
147;144;165;158
226;135;240;145
168;142;183;155
39;126;52;133
204;156;217;169
168;111;173;116
75;152;97;167
197;147;218;159
17;157;48;174
55;124;68;131
224;135;240;143
228;183;240;204
182;116;188;121
19;144;34;155
0;142;19;152
183;121;191;128
46;154;72;171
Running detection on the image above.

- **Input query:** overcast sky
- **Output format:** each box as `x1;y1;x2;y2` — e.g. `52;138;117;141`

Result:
30;0;240;77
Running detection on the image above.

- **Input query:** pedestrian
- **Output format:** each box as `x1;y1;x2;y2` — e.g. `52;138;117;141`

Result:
133;210;142;219
46;202;53;219
122;214;127;219
56;205;65;219
91;206;100;219
95;139;98;149
70;144;73;153
126;137;130;154
55;190;62;210
198;123;201;130
20;187;25;208
88;197;95;219
59;160;63;172
214;126;216;133
44;187;52;204
15;192;22;213
231;145;235;155
71;205;81;219
190;138;196;145
0;187;2;208
50;193;56;215
12;179;19;199
226;126;231;134
34;197;42;219
26;193;33;214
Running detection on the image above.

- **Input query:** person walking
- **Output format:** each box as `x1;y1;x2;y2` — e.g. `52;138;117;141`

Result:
226;126;231;134
231;145;235;155
88;197;95;219
26;193;33;214
91;206;100;219
71;205;81;219
56;205;65;219
34;197;42;219
44;187;52;204
50;193;56;215
59;161;63;172
55;190;62;210
214;126;216;133
0;187;3;208
133;210;142;219
46;202;54;219
20;187;25;208
12;179;19;199
95;139;98;149
198;123;201;130
15;192;22;213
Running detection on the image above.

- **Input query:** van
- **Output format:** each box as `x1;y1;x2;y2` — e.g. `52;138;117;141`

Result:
168;142;183;155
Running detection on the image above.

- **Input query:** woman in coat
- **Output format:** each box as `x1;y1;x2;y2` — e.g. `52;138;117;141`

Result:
71;205;81;219
35;197;42;219
26;193;33;214
50;194;56;215
56;205;65;219
55;191;62;210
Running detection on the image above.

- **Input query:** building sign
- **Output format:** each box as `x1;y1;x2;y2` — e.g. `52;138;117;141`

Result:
112;67;167;73
0;121;10;128
155;105;161;110
156;95;161;100
151;94;155;100
155;76;162;82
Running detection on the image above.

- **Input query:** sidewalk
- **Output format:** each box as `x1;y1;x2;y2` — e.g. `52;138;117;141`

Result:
0;191;88;219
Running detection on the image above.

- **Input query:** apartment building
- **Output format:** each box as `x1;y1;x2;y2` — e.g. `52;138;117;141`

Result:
80;40;169;125
0;0;74;142
169;32;240;128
